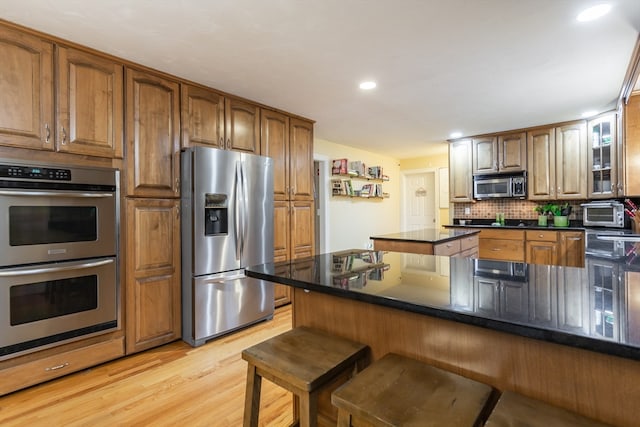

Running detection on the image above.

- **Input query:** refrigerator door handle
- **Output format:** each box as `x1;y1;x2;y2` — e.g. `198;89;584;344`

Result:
234;161;242;261
240;161;247;259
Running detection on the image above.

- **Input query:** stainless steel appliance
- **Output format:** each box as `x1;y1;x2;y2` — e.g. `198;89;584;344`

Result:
181;147;274;347
473;173;526;199
581;200;625;228
0;160;119;359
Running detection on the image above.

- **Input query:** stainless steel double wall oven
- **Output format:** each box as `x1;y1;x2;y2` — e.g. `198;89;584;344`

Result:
0;159;119;359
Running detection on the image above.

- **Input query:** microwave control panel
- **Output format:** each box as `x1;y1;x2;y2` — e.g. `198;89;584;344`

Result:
0;164;71;181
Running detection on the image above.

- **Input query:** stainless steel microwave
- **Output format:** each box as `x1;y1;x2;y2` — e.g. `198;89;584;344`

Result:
581;201;625;228
473;174;526;199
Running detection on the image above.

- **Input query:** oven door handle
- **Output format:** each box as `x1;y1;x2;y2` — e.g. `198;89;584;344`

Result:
0;258;114;277
0;190;113;198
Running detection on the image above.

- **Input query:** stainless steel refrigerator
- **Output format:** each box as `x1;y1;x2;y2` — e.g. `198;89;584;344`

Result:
181;146;274;347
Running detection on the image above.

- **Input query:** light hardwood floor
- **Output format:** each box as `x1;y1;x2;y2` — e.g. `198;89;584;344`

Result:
0;306;294;427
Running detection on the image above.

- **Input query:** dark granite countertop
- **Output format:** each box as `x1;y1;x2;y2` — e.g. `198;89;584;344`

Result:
446;218;587;230
246;250;640;361
370;228;480;243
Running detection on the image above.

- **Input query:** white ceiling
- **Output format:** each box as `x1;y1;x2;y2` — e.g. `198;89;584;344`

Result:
2;1;640;159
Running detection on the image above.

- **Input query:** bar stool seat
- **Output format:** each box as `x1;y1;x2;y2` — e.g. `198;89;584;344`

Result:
242;326;368;427
485;391;612;427
331;353;494;427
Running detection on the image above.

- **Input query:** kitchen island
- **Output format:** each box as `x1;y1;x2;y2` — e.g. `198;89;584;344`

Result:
370;228;479;256
246;250;640;427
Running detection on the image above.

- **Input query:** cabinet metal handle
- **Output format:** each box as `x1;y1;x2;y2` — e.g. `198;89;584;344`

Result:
176;206;180;219
446;244;452;248
539;234;544;238
45;362;69;372
61;126;67;144
175;177;180;192
492;248;501;251
45;123;50;143
219;137;224;147
226;138;231;148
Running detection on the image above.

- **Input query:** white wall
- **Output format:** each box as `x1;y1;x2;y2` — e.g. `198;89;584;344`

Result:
314;138;401;252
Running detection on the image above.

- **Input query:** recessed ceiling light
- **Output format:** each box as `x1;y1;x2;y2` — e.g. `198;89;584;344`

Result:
582;110;598;118
576;4;611;22
359;81;377;90
449;131;463;139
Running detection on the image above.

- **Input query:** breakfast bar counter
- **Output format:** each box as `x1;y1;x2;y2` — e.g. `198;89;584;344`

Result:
246;250;640;427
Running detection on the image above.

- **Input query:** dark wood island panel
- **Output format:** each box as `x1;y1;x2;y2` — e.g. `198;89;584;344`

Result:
291;288;639;427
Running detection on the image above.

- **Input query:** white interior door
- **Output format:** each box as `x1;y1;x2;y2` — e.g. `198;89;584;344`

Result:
403;171;436;230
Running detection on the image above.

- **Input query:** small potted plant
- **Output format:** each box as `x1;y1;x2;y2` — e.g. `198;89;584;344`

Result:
534;203;555;226
552;203;572;227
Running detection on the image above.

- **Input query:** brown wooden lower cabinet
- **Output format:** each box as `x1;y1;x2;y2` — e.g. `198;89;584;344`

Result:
463;227;584;267
125;198;181;354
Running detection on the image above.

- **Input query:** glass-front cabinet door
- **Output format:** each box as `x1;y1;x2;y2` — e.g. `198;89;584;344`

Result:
587;113;617;198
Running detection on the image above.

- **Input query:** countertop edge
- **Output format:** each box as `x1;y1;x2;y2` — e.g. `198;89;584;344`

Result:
370;229;480;244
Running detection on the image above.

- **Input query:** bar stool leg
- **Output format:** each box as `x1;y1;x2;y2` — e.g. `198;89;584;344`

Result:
243;363;262;427
299;389;318;427
336;409;351;427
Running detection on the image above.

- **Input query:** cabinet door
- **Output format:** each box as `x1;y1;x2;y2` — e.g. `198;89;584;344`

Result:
125;198;181;354
555;121;587;199
261;109;289;201
623;94;640;196
587;113;617;198
472;136;498;174
273;200;291;262
291;200;315;259
126;68;180;197
526;240;559;266
289;118;314;201
0;25;54;150
449;139;473;202
527;127;555;200
180;84;225;149
499;131;526;172
224;97;260;154
56;47;123;158
273;262;292;307
559;231;585;268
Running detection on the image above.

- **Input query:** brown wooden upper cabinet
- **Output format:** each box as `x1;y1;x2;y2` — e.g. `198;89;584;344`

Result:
181;84;260;154
0;24;124;158
126;68;180;198
555;121;587;199
56;46;123;158
449;139;473;202
289;118;314;201
624;93;640;196
260;109;290;200
472;132;526;175
0;25;54;150
527;122;587;200
587;112;617;198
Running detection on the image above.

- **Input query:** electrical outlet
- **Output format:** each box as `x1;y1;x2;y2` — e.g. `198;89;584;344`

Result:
464;207;471;215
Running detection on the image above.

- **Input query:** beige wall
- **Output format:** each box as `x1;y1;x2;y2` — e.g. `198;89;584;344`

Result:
315;139;401;252
398;143;450;227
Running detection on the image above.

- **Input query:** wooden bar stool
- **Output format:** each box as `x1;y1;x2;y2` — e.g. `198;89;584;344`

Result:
242;326;368;427
331;353;494;427
485;391;612;427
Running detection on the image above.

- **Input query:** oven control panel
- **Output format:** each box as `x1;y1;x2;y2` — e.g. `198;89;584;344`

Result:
0;164;71;181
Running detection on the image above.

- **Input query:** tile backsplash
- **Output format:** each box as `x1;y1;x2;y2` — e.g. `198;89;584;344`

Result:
453;200;584;221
